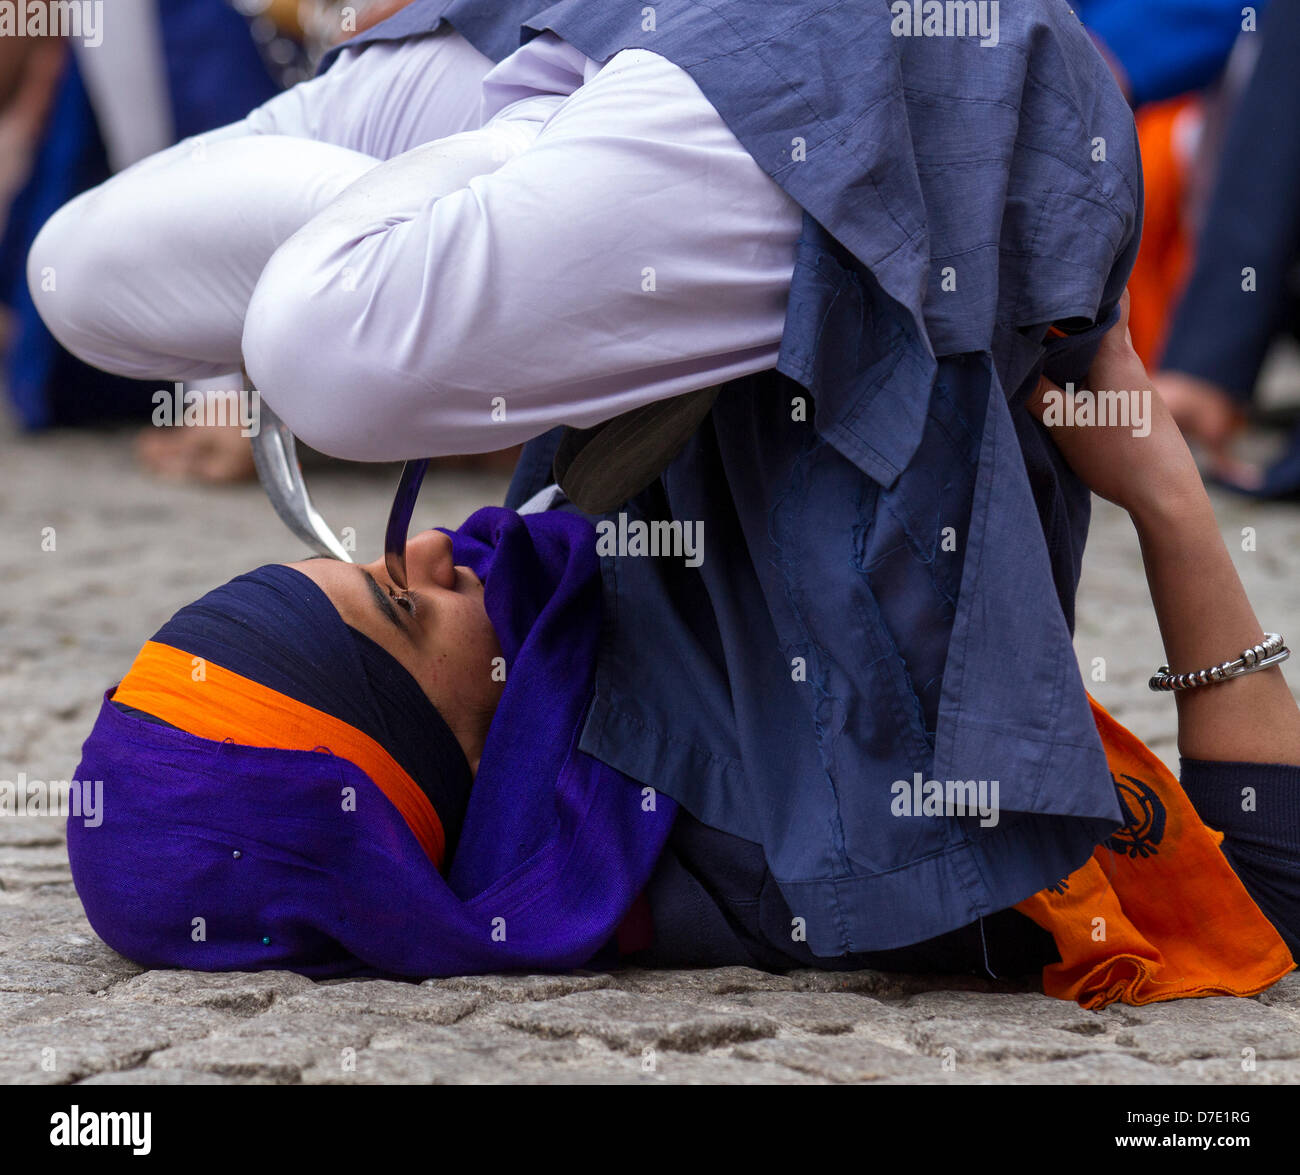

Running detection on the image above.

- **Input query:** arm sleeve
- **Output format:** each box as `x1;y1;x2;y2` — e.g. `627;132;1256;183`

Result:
1180;757;1300;959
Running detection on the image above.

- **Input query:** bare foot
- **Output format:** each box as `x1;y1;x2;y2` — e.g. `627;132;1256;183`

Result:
434;446;524;475
136;422;256;484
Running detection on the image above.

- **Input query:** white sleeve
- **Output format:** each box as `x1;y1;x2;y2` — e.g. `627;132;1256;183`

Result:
243;47;802;462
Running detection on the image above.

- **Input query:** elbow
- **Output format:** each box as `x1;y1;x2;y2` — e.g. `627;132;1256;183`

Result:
243;238;502;462
242;245;412;462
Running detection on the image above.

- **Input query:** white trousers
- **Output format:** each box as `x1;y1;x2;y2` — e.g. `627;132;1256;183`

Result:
28;29;803;460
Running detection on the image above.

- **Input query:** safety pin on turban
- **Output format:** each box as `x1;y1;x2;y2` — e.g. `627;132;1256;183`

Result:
251;391;431;588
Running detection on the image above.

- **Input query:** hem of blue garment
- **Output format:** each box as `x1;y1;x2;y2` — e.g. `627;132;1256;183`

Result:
581;690;1116;956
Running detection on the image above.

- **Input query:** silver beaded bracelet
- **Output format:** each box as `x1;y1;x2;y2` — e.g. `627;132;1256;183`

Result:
1149;632;1291;692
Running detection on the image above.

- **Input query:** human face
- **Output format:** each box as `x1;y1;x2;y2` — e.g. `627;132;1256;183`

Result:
284;530;504;770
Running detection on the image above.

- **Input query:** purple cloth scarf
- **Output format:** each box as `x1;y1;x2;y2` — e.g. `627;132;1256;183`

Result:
69;507;675;977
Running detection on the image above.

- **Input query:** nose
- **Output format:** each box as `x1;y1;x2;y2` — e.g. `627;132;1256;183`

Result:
402;529;457;591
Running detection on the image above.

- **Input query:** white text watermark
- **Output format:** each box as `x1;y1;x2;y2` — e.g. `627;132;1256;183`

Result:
0;1;102;48
890;1;999;47
0;773;101;827
1040;383;1152;438
890;771;1000;827
595;512;704;568
151;383;260;437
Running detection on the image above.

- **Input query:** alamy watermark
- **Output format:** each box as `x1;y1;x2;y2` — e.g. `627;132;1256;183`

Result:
1040;383;1152;438
0;1;102;47
151;382;261;437
50;1107;150;1155
595;512;704;568
890;1;999;47
0;773;101;827
891;771;1000;827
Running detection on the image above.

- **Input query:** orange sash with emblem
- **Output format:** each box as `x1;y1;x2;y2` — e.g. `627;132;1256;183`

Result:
1014;694;1294;1009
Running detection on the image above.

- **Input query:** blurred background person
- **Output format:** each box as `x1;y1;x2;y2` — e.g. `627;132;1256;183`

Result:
2;0;515;483
1079;0;1300;498
0;0;284;479
1077;0;1267;367
1153;0;1300;497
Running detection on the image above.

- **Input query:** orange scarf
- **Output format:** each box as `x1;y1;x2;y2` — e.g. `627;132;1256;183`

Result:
1014;694;1294;1008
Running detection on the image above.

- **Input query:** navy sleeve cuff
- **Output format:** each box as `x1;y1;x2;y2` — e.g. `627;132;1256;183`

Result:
1179;757;1300;856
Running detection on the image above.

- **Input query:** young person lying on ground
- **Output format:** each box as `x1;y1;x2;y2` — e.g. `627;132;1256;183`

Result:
33;3;1295;1006
68;296;1300;1007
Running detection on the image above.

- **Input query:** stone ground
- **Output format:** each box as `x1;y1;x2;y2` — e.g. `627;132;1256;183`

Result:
3;415;1300;1085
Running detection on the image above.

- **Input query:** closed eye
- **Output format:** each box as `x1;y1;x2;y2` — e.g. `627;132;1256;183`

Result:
360;569;408;632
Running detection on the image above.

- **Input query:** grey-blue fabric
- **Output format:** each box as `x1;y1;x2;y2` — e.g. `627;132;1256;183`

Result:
328;0;1144;957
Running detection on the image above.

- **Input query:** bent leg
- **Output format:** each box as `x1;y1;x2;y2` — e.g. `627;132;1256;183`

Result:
26;28;496;383
243;42;804;461
29;134;382;381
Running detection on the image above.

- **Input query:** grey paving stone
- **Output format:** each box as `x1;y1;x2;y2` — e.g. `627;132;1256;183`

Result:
695;991;887;1035
0;928;142;977
426;971;613;1003
306;1026;821;1084
984;1054;1206;1085
277;978;478;1024
731;1035;939;1083
1170;1056;1300;1084
0;1003;230;1084
77;1068;256;1085
787;968;1038;999
144;1011;402;1082
106;969;313;1014
303;1023;624;1084
490;989;780;1052
0;959;126;996
1254;971;1300;1010
609;966;796;995
0;991;50;1017
888;991;1133;1065
1106;997;1300;1066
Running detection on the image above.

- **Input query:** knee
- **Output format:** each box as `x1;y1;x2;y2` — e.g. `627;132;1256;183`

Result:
244;218;512;461
26;190;127;367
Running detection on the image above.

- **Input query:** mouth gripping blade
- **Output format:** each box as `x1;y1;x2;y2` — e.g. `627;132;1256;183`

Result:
383;459;429;592
249;395;354;563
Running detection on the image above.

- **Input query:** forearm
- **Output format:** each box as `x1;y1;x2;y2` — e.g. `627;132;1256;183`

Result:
1033;297;1300;765
1130;489;1300;764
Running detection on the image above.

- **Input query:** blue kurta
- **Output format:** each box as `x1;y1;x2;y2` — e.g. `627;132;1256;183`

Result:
329;0;1143;958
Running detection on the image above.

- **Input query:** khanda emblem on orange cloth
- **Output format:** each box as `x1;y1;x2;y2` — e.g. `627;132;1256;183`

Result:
1104;773;1167;860
1015;694;1294;1007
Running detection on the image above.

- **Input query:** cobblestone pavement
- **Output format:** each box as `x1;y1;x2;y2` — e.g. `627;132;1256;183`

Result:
3;418;1300;1085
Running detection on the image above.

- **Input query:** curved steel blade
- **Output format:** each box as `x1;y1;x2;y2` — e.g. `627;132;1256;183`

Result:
250;396;354;562
384;459;429;591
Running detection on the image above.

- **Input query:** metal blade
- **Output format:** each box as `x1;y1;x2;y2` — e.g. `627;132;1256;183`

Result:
383;458;429;591
249;395;354;563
